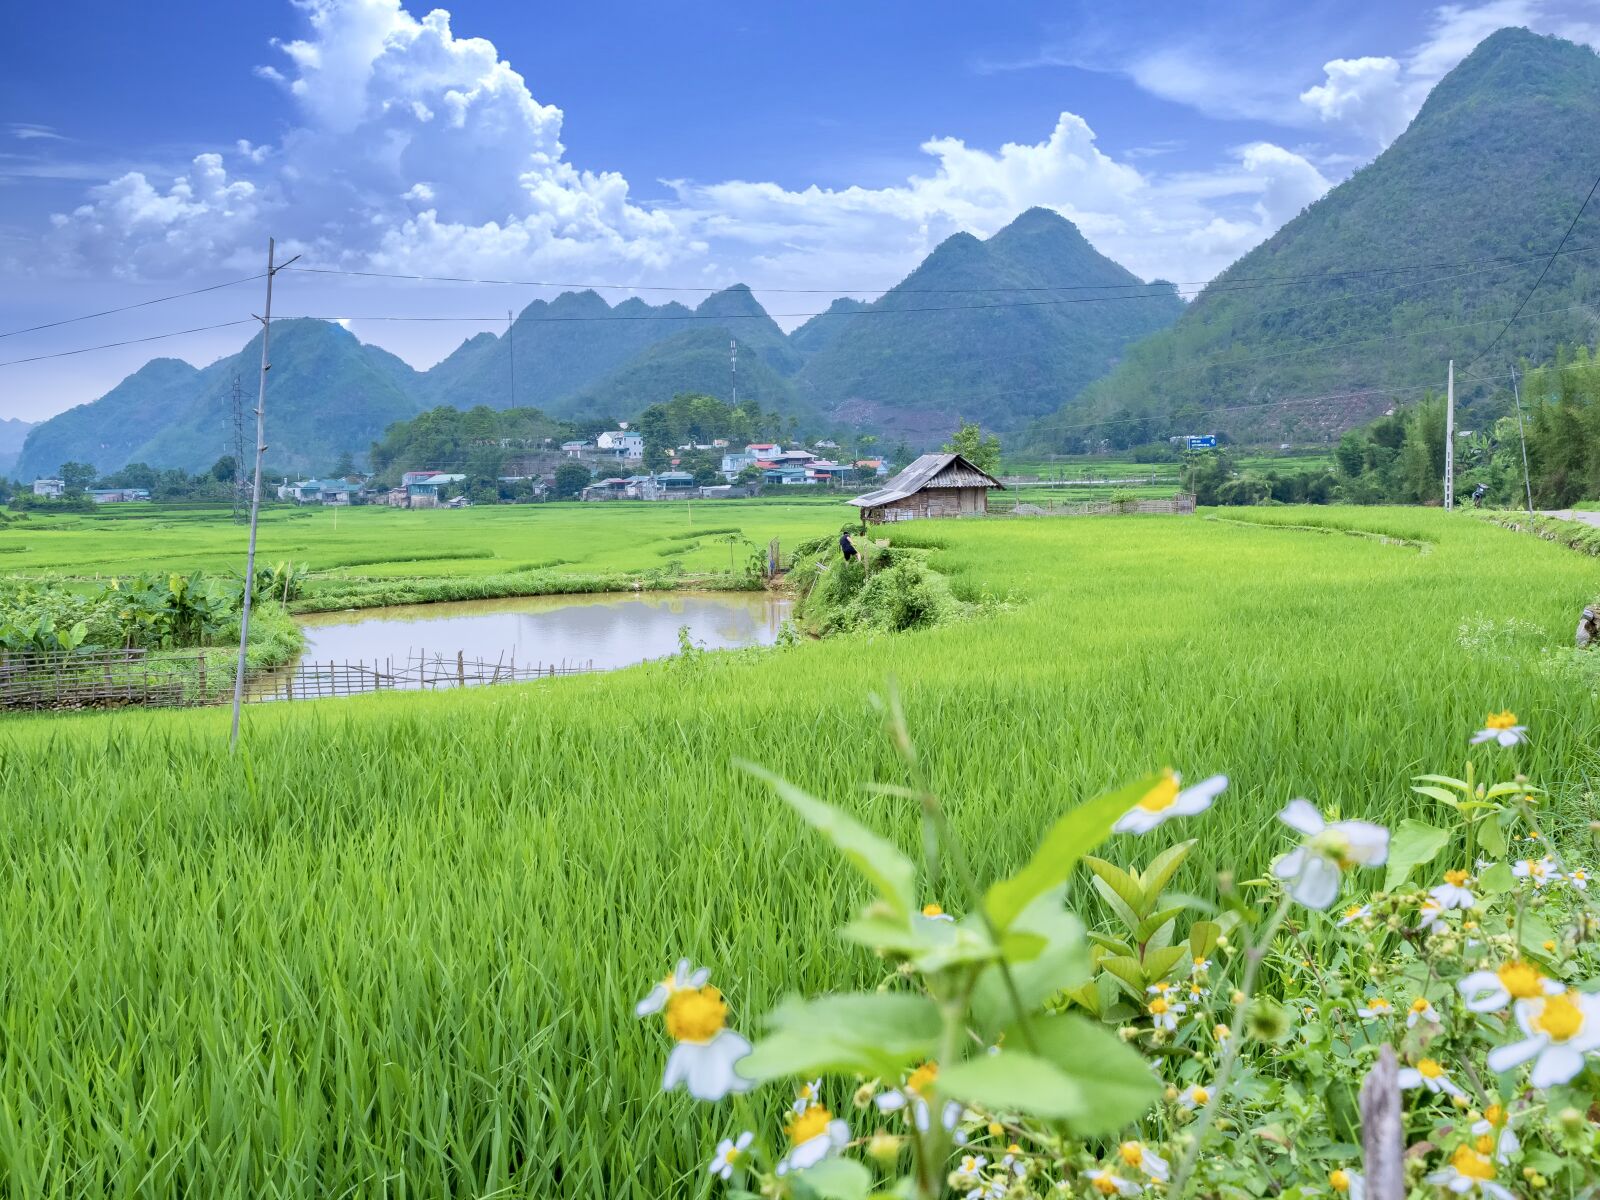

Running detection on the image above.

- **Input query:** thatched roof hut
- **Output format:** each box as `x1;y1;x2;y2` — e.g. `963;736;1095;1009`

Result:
846;452;1004;523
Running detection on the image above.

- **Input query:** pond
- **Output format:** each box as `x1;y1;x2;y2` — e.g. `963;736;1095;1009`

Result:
286;590;792;680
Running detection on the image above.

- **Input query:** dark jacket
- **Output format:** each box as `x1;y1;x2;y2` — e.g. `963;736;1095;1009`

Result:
839;533;857;560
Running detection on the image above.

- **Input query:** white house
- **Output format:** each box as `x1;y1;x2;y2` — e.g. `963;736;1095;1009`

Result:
597;430;644;460
32;478;65;498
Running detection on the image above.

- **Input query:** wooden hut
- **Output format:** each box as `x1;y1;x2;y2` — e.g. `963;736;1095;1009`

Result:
846;453;1004;523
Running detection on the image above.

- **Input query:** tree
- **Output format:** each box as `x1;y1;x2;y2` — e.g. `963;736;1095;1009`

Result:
554;462;591;499
211;455;237;483
59;462;97;495
941;421;1002;475
332;449;356;477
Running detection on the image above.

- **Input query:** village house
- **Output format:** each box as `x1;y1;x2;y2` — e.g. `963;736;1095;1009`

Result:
855;457;890;477
847;452;1004;523
86;488;151;504
31;478;64;498
596;430;644;460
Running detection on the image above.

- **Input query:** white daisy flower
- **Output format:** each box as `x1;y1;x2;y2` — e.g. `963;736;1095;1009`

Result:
1486;989;1600;1088
652;981;755;1102
635;957;710;1016
1190;956;1212;977
776;1105;850;1176
1406;997;1441;1028
1424;1145;1515;1199
1431;869;1476;909
1471;711;1528;748
1328;1167;1366;1199
999;1143;1028;1177
1417;896;1449;934
1357;996;1394;1021
874;1061;960;1132
1272;799;1389;910
1146;995;1186;1031
1471;1105;1520;1163
791;1078;823;1114
1186;980;1209;1003
1113;769;1228;834
1338;903;1371;926
1116;1140;1170;1181
1177;1082;1212;1110
707;1131;754;1180
1512;856;1559;887
1458;961;1558;1013
1398;1057;1465;1098
1085;1167;1143;1196
952;1152;988;1183
920;902;956;922
1566;867;1590;891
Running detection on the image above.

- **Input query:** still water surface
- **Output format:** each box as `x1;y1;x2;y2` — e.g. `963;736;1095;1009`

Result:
295;591;792;672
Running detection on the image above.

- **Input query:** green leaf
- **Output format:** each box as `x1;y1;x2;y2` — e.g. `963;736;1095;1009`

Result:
1136;840;1196;906
1084;857;1145;919
940;1015;1158;1133
791;1158;871;1200
1410;785;1461;809
741;763;915;918
1091;875;1144;937
1383;819;1451;891
1479;862;1514;895
1135;905;1187;944
1141;945;1188;984
741;992;939;1081
984;773;1162;933
1189;920;1221;961
971;889;1088;1035
1088;932;1135;957
1413;774;1468;789
1478;815;1507;858
1098;955;1146;999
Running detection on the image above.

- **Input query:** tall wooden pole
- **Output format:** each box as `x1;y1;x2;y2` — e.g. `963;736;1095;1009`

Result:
231;237;293;748
1511;365;1534;516
1443;359;1455;510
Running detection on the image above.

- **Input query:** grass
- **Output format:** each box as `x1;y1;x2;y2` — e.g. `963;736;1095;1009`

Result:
2;508;1599;1196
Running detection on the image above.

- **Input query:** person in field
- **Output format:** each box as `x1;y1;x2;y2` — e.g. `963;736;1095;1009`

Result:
839;529;858;563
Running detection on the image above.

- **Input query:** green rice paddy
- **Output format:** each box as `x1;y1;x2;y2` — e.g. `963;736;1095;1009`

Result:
1;506;1597;1196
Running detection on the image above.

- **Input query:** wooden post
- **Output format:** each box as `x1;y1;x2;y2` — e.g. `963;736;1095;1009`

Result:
1360;1044;1405;1200
457;650;466;688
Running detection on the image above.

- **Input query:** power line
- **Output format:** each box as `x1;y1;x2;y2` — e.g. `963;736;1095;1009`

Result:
1462;169;1600;374
0;275;263;339
281;242;1600;296
0;320;256;368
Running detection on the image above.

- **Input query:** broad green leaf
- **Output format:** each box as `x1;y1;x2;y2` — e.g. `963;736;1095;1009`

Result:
1479;862;1514;895
742;763;915;918
1189;920;1221;960
940;1015;1158;1133
971;889;1088;1035
1383;819;1451;891
1088;932;1135;957
1137;840;1197;907
984;773;1163;933
1062;982;1101;1016
741;992;939;1080
1141;945;1188;983
1091;875;1143;937
1413;774;1468;789
1135;905;1187;944
1098;955;1146;999
1478;816;1507;858
791;1158;871;1200
1519;912;1558;960
1083;857;1144;918
1410;785;1460;809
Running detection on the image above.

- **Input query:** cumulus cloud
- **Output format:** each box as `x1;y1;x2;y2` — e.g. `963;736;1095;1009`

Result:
35;0;1333;312
1301;1;1600;147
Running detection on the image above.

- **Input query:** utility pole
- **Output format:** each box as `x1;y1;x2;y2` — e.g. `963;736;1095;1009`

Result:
1443;358;1455;510
231;237;299;749
730;338;737;407
507;308;516;410
1511;364;1534;516
230;373;247;524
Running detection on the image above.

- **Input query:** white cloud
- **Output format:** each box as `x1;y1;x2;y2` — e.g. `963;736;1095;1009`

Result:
33;0;1335;319
9;123;66;142
1301;1;1600;146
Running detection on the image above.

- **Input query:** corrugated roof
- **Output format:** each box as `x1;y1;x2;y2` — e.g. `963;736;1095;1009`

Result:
846;453;1003;508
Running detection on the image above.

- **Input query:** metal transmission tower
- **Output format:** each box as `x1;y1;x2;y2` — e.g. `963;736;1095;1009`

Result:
230;373;247;523
507;308;516;410
730;338;737;406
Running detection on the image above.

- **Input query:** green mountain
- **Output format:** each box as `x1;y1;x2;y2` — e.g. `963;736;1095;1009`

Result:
568;325;801;417
789;298;870;354
0;417;38;476
1031;27;1600;451
15;320;423;480
796;207;1184;440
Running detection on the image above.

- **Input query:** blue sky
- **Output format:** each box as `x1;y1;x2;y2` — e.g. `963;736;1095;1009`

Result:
3;0;1599;419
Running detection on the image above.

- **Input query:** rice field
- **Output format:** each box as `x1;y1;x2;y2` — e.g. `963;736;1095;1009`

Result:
2;507;1598;1196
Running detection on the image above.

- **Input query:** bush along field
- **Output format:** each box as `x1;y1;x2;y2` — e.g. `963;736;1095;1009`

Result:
654;701;1600;1199
3;510;1600;1196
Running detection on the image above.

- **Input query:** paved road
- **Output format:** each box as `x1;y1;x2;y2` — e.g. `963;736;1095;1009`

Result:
1541;509;1600;527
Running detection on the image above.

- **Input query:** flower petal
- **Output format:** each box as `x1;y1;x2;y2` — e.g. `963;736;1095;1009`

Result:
1279;798;1325;836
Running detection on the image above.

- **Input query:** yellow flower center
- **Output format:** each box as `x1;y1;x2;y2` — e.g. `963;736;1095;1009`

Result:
1190;1087;1210;1105
787;1104;833;1145
921;903;944;918
1093;1175;1122;1196
1483;1104;1505;1127
1450;1144;1496;1181
1417;1058;1444;1079
1119;1142;1143;1165
905;1061;938;1097
1445;869;1470;886
1213;1024;1230;1040
1497;961;1545;999
1149;998;1170;1015
1343;905;1364;920
986;1121;1004;1137
663;986;727;1044
1410;997;1431;1015
1532;992;1585;1042
1485;710;1518;730
1136;770;1181;813
1007;1143;1022;1155
1329;1168;1351;1192
1474;1134;1496;1156
1368;998;1391;1012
